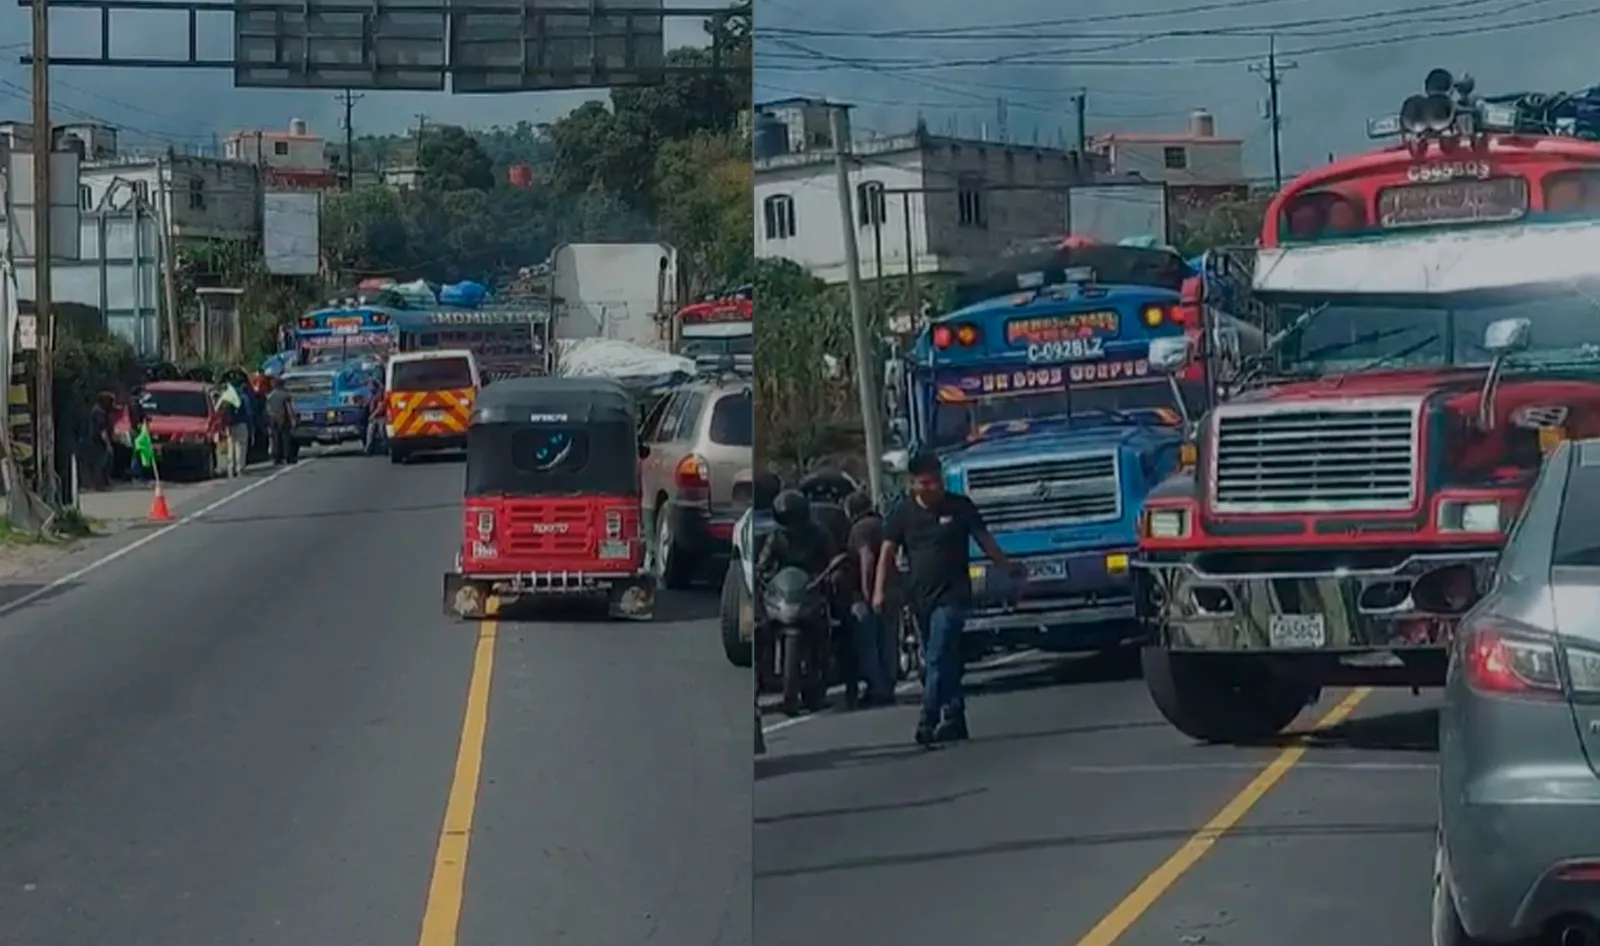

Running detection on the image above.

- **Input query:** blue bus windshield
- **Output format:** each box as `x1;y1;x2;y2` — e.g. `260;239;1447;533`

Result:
928;366;1197;449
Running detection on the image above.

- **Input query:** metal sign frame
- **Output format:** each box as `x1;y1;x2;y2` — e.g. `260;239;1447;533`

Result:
17;0;744;93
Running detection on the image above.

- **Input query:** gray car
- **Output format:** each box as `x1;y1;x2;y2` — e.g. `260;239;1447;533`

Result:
1437;438;1600;946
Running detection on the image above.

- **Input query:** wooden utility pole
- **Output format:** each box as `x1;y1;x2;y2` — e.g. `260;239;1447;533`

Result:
1250;36;1297;190
829;105;886;503
336;89;363;190
30;0;56;503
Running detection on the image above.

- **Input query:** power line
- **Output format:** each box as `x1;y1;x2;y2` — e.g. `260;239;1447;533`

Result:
1248;36;1296;189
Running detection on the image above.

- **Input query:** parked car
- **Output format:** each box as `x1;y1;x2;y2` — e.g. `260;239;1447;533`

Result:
639;371;753;589
112;381;226;479
1437;437;1600;946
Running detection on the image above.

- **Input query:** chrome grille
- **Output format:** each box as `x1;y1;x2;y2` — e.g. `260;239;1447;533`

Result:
965;453;1120;528
1212;402;1418;514
283;375;335;397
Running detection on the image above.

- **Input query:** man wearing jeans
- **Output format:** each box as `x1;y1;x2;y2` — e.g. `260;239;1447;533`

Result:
873;451;1022;747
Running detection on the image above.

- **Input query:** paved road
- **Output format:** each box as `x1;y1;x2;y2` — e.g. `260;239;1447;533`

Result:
0;450;750;946
755;651;1436;946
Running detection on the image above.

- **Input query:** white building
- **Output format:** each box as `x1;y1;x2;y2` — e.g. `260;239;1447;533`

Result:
0;120;120;161
1089;110;1246;189
754;99;1094;284
225;118;337;190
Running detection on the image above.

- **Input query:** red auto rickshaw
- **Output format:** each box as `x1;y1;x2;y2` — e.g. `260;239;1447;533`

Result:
443;376;653;620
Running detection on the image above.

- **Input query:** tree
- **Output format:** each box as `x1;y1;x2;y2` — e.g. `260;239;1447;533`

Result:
654;132;752;295
418;124;496;191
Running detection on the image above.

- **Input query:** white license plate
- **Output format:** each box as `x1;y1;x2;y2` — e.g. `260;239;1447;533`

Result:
422;410;447;422
1025;558;1067;581
599;540;629;559
1269;613;1326;649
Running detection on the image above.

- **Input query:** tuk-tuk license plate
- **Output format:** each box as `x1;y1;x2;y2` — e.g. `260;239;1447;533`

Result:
600;540;629;559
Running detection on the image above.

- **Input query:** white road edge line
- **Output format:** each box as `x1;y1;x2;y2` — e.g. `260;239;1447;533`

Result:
760;648;1042;736
0;460;307;618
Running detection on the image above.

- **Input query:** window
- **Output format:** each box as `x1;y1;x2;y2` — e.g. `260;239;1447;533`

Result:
187;178;206;211
856;181;886;227
957;175;986;228
708;390;753;446
509;429;590;474
1163;146;1189;170
78;184;92;211
763;194;797;240
389;357;474;392
274;140;289;156
137;389;210;418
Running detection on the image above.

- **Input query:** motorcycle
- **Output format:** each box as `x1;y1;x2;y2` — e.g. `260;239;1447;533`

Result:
764;555;846;717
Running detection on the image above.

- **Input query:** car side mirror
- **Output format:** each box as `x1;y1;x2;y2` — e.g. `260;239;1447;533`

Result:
1149;336;1193;374
638;442;651;459
1483;317;1532;356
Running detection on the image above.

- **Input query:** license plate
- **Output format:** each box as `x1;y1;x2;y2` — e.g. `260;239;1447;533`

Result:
599;540;629;559
422;410;447;422
1269;613;1327;649
1026;557;1067;581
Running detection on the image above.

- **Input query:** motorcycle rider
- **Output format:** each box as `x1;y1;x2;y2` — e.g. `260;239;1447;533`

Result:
756;488;841;712
753;470;782;755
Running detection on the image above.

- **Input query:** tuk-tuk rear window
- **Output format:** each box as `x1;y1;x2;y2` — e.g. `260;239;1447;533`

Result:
709;391;752;446
509;428;589;474
391;357;472;392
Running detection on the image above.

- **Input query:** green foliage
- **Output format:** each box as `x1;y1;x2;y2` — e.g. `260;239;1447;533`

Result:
1171;193;1273;256
51;324;141;450
175;240;322;361
418;124;496;191
653;132;753;295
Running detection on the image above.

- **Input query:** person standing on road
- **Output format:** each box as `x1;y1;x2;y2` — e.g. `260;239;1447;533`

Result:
844;491;894;707
217;382;249;477
872;450;1023;747
264;377;295;466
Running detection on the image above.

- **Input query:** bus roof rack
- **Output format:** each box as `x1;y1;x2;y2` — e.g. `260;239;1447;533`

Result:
693;352;753;379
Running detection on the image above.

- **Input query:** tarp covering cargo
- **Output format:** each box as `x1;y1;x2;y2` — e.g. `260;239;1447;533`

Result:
555;338;693;396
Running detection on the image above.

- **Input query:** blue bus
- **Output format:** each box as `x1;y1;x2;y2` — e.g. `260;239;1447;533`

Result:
892;242;1213;657
271;306;393;447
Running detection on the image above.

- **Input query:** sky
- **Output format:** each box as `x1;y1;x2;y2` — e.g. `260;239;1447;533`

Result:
0;1;712;153
754;0;1600;181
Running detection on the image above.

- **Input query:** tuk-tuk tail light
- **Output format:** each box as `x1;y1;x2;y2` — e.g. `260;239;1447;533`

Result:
605;510;624;538
476;510;495;540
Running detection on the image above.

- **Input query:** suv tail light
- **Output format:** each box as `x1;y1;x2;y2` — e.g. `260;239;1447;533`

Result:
1461;621;1600;697
675;454;711;504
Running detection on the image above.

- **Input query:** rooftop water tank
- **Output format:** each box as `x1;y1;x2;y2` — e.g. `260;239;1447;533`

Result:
1190;109;1215;138
754;114;790;160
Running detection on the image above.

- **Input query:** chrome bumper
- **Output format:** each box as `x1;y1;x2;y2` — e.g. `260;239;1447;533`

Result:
1136;550;1496;651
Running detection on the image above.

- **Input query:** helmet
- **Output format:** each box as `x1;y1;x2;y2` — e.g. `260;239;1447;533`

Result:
772;489;812;530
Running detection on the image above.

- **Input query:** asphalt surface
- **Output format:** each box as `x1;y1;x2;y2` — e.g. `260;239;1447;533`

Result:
0;449;750;946
755;650;1437;946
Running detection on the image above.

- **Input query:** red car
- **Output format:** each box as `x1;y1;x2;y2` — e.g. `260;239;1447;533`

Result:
113;380;225;478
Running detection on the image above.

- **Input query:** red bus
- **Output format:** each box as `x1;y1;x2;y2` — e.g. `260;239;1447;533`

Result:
1137;69;1600;744
675;295;753;365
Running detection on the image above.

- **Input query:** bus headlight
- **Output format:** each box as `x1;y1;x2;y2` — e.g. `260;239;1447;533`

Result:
1438;499;1501;534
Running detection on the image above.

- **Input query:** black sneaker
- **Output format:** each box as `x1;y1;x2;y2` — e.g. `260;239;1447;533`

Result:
933;715;969;743
914;719;940;749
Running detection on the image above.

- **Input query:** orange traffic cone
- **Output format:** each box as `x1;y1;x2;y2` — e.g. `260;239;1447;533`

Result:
147;483;174;523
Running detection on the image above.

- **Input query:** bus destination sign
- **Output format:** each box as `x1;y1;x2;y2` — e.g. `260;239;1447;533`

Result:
1377;177;1528;229
937;358;1151;401
1005;310;1119;345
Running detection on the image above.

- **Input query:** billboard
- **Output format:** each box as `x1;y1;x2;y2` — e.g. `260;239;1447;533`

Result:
263;192;321;276
234;0;448;90
449;0;665;94
1067;183;1170;245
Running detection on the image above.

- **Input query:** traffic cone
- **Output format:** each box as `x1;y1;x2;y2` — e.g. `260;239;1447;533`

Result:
147;483;174;523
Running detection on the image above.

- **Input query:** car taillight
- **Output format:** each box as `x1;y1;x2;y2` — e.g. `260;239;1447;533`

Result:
1465;624;1561;701
675;454;711;502
476;510;495;540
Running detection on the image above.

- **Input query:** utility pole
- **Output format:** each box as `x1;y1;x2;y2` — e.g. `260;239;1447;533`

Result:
335;89;363;190
828;105;886;503
30;0;56;504
1072;90;1088;157
1250;35;1297;190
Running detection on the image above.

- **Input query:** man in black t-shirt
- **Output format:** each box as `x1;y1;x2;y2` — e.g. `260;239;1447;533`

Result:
873;451;1023;746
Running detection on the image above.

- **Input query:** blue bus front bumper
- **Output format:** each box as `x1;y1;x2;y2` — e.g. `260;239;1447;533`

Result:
294;405;367;443
963;545;1140;651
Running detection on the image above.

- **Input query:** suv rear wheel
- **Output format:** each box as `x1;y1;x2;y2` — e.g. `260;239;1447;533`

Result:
654;509;697;590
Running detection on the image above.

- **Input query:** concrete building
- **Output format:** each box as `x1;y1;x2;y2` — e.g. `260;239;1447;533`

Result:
1089;109;1246;192
0;120;121;162
80;154;260;242
754;98;1096;284
224;118;337;190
